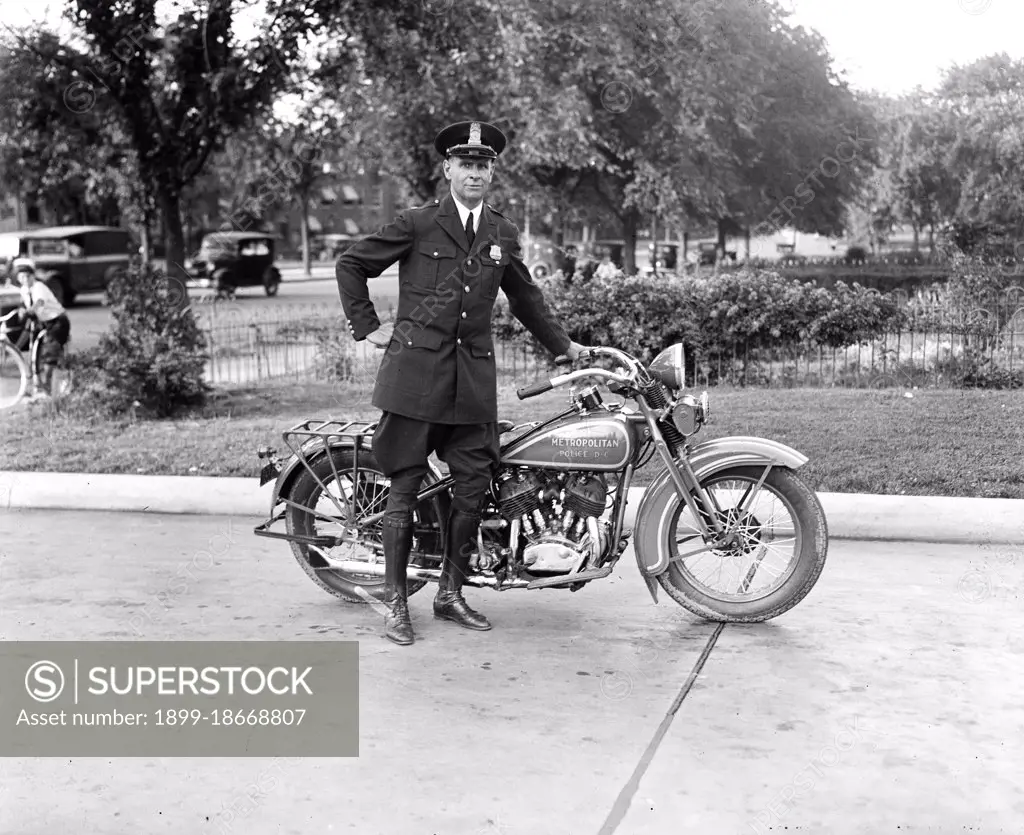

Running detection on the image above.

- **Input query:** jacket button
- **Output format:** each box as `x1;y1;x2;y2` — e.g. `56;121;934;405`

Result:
461;312;466;319
407;340;413;346
464;285;470;292
467;259;472;265
433;250;438;257
457;338;462;345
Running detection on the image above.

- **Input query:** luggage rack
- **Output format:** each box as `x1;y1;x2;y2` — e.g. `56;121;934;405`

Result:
253;418;381;545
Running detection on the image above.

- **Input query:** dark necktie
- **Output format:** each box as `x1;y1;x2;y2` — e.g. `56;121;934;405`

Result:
465;211;475;249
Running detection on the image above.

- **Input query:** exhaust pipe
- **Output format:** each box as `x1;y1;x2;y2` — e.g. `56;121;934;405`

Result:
322;557;530;589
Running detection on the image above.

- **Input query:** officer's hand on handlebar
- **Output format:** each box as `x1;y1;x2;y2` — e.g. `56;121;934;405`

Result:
364;323;394;349
553;340;592;365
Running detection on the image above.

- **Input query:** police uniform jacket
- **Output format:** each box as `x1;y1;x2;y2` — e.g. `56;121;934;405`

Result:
336;192;572;424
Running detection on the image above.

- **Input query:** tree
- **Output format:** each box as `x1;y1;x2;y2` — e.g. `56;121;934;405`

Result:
1;0;331;299
0;36;133;231
938;54;1024;247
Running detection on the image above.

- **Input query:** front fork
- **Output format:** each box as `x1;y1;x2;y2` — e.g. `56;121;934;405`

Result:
637;398;743;550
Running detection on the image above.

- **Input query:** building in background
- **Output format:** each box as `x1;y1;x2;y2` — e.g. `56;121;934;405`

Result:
0;191;50;234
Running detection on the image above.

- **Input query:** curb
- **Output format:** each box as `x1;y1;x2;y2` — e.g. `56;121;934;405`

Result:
1;471;1022;545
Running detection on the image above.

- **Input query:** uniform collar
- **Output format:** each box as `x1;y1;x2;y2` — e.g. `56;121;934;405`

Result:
451;192;483;232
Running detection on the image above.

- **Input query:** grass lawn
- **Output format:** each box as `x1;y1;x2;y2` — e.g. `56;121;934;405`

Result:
1;382;1023;498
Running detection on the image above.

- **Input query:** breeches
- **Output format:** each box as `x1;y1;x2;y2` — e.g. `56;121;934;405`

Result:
371;411;499;526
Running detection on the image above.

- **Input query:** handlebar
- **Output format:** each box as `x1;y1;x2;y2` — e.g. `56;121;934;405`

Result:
0;308;24;324
516;379;554;399
516;346;646;400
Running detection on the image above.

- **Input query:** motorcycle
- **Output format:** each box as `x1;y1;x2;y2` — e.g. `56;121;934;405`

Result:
252;344;828;622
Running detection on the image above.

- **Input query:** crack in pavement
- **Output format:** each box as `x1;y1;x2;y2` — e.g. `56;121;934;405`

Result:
597;622;727;834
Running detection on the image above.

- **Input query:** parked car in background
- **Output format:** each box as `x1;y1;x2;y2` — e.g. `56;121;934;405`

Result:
0;225;134;306
187;231;282;297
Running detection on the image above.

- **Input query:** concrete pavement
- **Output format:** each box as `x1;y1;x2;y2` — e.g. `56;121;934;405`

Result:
1;469;1023;544
0;509;1021;833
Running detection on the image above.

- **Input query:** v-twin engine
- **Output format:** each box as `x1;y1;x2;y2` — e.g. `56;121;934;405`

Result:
495;469;609;573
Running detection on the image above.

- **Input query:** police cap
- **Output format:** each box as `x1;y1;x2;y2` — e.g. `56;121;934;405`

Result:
434;120;507;160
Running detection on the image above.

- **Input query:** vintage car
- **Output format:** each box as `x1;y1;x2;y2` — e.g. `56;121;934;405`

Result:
188;231;282;297
0;225;134;306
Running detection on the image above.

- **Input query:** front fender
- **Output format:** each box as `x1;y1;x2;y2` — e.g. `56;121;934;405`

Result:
632;436;809;585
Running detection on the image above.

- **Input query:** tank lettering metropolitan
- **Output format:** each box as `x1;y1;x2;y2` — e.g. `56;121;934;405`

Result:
550;437;620;448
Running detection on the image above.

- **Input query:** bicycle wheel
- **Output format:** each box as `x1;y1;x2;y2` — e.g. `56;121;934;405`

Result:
0;341;29;409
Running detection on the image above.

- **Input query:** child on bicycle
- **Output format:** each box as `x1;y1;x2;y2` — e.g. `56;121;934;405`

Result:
13;258;71;399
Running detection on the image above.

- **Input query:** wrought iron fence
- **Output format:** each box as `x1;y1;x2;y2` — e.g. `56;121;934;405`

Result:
691;288;1024;389
196;293;1024;391
195;302;550;388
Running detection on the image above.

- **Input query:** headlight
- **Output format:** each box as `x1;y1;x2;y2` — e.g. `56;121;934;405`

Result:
648;343;686;390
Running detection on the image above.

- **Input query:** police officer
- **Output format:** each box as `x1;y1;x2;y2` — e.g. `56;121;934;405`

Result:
336;120;587;645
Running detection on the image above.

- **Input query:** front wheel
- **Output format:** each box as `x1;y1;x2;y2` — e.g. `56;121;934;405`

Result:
656;465;828;622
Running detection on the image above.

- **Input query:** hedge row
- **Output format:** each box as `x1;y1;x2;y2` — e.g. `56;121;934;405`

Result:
493;269;908;368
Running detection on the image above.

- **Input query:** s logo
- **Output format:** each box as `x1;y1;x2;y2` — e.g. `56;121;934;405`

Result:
25;660;65;703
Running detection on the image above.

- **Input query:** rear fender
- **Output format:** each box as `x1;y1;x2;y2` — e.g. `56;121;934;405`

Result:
269;437;393;512
632;436;809;588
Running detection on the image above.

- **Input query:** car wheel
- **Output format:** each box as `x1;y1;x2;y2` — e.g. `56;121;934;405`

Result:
212;268;234;298
263;267;281;297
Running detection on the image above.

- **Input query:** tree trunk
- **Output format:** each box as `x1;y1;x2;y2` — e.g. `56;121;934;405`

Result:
139;225;152;265
301;194;311;276
650;215;658;275
621;209;639;275
157;186;190;311
912;223;920;254
928;223;935;255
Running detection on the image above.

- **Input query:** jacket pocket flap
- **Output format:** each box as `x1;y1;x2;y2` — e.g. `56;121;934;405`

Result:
470;342;494;358
418;241;457;260
395;326;444;350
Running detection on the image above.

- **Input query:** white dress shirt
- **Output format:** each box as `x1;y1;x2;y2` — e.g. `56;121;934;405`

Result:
20;280;65;323
451;193;482;236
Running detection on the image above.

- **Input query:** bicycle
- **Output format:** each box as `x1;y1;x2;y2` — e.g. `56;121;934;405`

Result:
0;306;73;410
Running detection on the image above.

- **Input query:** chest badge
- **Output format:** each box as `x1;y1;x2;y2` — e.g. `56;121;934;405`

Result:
489;245;502;261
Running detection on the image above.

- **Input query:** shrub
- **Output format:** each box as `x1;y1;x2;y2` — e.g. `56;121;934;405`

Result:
496;268;908;374
71;265;210;418
844;245;869;264
494;272;702;368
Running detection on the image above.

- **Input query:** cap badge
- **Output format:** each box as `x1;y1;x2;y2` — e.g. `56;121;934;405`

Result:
469;122;482;145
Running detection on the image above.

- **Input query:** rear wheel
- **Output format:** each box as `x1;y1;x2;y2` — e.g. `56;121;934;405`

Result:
262;266;281;296
212;267;234;298
656;465;828;622
283;447;449;604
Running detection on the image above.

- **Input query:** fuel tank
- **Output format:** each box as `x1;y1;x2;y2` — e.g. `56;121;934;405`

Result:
500;412;640;471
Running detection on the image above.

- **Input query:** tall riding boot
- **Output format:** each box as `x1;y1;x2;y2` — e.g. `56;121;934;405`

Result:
382;519;415;645
433;510;491;631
